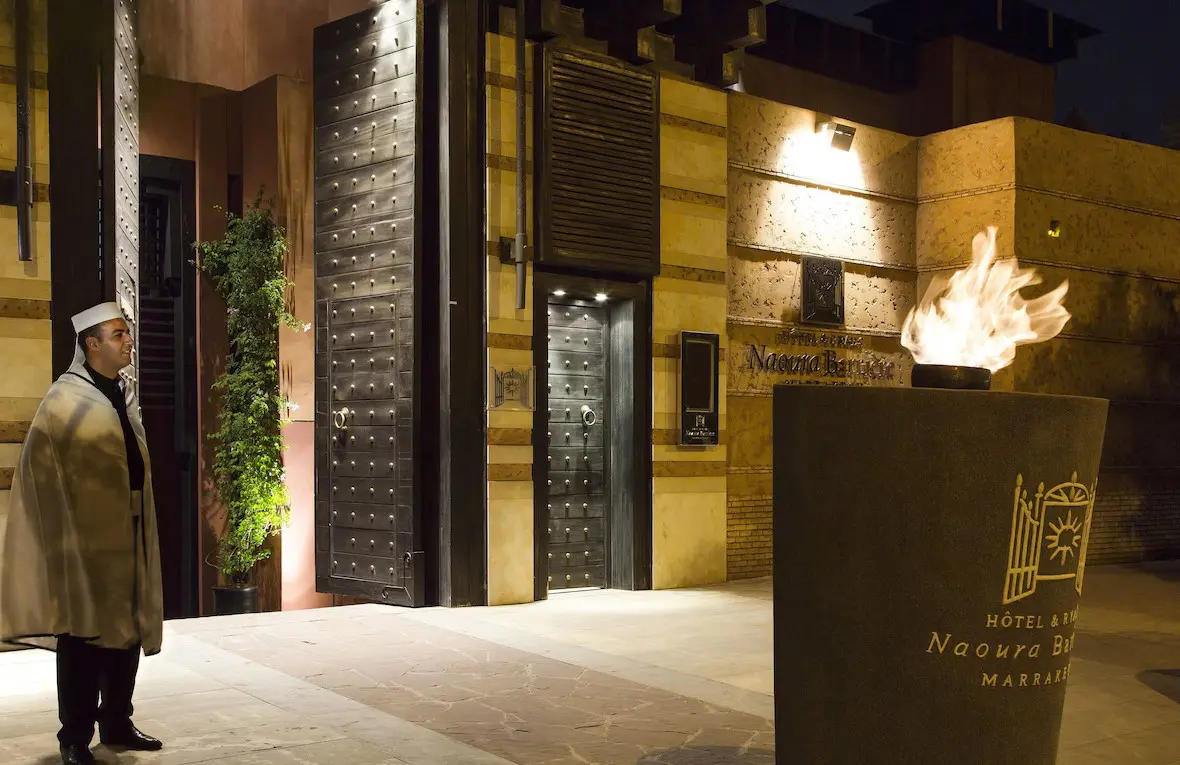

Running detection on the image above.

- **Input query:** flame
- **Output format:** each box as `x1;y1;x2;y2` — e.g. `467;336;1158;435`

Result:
901;226;1071;373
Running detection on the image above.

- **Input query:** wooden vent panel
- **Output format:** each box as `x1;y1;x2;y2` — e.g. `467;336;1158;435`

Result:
539;48;659;277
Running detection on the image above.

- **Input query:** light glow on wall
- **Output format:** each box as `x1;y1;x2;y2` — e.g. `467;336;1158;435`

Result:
744;113;873;265
783;115;867;191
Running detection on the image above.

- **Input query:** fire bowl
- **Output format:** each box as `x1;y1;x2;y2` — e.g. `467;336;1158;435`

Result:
912;363;992;391
773;385;1108;765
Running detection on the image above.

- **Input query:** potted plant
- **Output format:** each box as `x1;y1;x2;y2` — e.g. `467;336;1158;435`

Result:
196;194;300;615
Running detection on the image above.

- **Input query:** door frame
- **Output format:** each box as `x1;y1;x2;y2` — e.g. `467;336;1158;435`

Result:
531;271;652;600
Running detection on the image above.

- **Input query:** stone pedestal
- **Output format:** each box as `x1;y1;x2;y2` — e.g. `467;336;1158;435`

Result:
773;385;1108;765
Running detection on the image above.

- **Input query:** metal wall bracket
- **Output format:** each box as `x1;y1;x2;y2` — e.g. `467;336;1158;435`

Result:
498;236;532;264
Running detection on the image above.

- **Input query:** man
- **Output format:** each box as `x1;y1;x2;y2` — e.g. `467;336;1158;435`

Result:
0;302;165;765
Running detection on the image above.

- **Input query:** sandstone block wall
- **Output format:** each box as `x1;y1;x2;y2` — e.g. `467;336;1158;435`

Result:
725;93;917;580
1011;119;1180;563
485;32;536;606
918;117;1180;564
651;76;728;590
483;35;734;599
0;0;49;650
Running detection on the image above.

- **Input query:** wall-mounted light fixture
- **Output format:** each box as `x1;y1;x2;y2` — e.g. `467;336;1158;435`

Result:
816;114;857;152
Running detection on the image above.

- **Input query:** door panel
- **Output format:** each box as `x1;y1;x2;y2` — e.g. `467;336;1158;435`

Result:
546;301;608;592
314;1;423;605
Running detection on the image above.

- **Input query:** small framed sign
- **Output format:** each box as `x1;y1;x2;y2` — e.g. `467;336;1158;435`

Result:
680;331;720;446
489;365;535;411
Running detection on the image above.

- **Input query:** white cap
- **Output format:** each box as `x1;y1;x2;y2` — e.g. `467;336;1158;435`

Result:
71;302;125;334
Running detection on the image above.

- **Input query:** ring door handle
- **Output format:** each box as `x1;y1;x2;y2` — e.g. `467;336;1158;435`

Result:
333;407;351;430
580;405;597;427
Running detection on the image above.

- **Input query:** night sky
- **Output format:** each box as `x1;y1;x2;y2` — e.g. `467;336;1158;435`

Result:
778;0;1180;146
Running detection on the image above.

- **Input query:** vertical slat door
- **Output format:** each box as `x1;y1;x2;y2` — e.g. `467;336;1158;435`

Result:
537;48;660;277
312;0;423;605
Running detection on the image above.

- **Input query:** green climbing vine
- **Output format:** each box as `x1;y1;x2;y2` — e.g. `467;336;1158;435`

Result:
196;194;300;585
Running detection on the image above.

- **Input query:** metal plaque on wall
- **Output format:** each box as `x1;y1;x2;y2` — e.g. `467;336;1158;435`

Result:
490;365;535;411
680;331;720;447
801;255;845;326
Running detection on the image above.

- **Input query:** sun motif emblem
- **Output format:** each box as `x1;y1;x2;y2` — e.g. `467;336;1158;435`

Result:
1045;511;1084;564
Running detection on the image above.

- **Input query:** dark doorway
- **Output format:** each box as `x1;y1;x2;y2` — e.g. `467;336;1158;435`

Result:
138;155;199;620
533;274;652;599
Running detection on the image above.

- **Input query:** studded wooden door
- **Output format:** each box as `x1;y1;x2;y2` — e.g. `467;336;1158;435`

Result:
546;300;609;591
312;0;423;606
105;0;141;394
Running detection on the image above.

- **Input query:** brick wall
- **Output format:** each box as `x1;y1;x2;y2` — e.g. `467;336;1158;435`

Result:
1086;471;1180;565
726;494;771;580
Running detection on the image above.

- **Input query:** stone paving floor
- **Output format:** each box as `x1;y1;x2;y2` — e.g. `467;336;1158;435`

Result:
0;563;1177;764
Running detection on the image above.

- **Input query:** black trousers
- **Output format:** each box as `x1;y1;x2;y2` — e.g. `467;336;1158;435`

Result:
56;635;141;747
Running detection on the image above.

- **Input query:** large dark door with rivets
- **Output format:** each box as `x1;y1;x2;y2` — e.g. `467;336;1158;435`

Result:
546;300;608;591
312;0;424;606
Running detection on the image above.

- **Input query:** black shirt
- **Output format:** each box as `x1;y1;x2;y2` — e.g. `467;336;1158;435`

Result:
84;363;145;492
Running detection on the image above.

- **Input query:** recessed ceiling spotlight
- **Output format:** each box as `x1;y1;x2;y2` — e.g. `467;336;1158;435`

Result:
553;289;566;297
594;293;608;303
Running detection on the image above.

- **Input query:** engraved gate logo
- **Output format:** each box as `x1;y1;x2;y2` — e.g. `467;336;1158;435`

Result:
922;471;1100;690
491;366;535;410
1003;473;1097;605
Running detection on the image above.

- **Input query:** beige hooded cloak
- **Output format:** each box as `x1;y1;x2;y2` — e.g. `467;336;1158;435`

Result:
0;303;164;655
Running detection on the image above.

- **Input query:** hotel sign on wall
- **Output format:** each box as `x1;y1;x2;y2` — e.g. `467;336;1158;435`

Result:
726;253;909;389
743;327;908;388
680;331;720;446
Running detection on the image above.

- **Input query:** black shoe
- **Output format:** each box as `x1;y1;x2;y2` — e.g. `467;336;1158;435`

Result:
59;744;98;765
98;724;163;751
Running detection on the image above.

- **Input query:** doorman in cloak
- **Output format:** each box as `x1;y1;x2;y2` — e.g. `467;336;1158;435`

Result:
0;302;165;765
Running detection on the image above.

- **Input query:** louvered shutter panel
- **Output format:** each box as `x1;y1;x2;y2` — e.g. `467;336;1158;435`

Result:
538;48;660;277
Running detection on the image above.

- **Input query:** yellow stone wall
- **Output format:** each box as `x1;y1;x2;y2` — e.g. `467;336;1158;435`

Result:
1010;119;1180;562
726;93;917;580
484;44;1180;594
917;116;1180;562
0;0;50;650
485;32;536;605
483;37;735;597
651;76;729;590
915;117;1020;391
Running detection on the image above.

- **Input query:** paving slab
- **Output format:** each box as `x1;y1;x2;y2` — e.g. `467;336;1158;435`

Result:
0;562;1176;764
